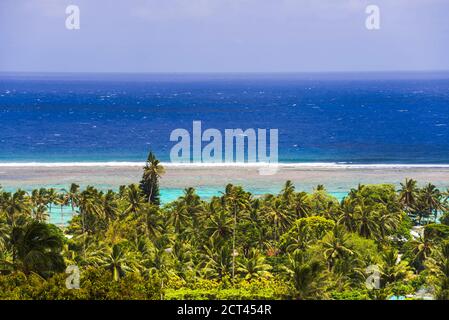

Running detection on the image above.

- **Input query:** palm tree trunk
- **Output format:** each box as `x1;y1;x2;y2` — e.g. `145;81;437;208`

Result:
232;204;237;282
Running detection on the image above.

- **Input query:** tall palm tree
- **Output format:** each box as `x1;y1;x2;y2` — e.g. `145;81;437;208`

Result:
140;152;165;205
222;184;250;281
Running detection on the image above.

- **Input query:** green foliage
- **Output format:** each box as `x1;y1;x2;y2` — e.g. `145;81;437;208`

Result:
280;216;335;252
440;212;449;226
330;289;370;300
424;224;449;241
140;151;165;205
2;168;449;300
0;268;161;300
165;278;288;300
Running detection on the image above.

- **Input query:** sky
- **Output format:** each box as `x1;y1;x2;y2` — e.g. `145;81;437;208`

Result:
0;0;448;73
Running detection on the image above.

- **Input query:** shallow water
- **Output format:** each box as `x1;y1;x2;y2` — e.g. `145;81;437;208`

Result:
44;188;349;226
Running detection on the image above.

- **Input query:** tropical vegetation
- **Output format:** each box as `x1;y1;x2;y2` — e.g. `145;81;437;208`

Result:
1;154;449;300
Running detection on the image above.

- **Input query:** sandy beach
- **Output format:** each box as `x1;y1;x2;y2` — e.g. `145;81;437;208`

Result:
2;163;449;193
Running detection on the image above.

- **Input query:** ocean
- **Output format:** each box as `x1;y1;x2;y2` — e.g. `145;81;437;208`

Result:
2;72;449;224
1;72;449;164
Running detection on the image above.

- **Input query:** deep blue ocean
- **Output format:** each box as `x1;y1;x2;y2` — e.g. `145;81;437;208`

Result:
1;72;449;164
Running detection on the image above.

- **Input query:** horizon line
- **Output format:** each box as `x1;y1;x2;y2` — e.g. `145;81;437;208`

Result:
1;70;449;75
2;161;449;169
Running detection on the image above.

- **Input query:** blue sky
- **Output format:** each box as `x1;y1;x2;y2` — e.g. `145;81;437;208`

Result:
1;0;448;73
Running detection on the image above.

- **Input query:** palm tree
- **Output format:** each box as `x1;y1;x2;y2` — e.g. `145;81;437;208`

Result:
63;183;80;214
81;187;105;222
89;243;140;281
294;192;311;218
348;184;363;199
353;199;380;239
283;221;316;253
237;248;272;280
31;188;45;207
179;188;204;229
441;188;449;209
405;234;433;271
399;178;418;211
425;241;449;299
138;204;161;239
2;190;31;226
170;240;193;279
280;180;295;202
418;183;443;223
124;184;144;216
262;198;292;243
201;239;233;280
169;201;191;234
380;249;412;287
173;188;204;237
377;210;401;240
222;184;250;281
0;215;11;254
338;197;356;232
102;190;119;222
282;250;325;300
32;204;49;222
10;221;65;276
140;152;165;205
205;210;233;241
56;192;69;226
321;226;354;271
46;188;58;213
